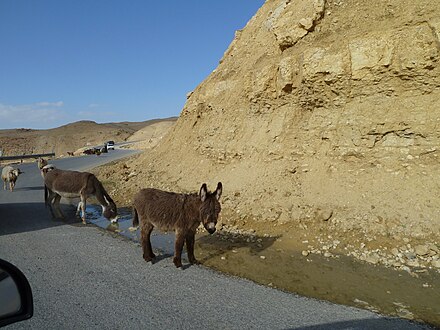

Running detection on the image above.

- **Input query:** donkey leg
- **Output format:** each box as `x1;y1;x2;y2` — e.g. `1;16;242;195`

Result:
76;201;82;217
185;232;199;265
45;191;57;218
53;195;65;219
79;193;87;224
140;222;155;262
173;231;185;268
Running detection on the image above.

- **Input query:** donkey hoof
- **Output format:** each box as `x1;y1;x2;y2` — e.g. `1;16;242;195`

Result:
189;258;200;265
173;258;183;268
143;255;155;263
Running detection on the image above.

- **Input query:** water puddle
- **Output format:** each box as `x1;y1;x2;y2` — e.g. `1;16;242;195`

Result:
85;206;439;327
196;232;440;327
86;206;176;258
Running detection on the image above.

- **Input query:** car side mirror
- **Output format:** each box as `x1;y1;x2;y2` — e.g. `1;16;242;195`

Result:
0;259;33;327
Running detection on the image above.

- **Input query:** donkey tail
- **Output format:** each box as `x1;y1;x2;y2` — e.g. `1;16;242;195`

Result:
132;206;139;228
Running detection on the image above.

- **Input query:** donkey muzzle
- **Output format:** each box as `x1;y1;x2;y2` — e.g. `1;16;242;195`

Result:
205;222;216;234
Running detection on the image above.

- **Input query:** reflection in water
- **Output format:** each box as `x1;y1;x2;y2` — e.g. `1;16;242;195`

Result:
87;206;176;258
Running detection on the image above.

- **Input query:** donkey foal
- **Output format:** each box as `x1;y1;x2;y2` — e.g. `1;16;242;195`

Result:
133;182;222;268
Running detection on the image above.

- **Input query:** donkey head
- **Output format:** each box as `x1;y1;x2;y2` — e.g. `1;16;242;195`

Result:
102;195;118;222
37;157;48;170
12;169;23;176
199;182;222;234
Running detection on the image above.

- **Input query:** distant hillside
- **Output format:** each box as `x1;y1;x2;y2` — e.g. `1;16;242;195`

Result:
0;117;177;157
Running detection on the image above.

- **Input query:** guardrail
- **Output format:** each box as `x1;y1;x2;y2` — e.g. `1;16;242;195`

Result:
0;153;55;162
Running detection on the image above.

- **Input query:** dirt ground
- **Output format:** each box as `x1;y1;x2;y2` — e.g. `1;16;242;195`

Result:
91;147;440;327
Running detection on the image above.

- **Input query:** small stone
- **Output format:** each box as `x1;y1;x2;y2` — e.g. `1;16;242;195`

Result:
220;256;226;260
414;245;429;256
428;243;439;253
431;260;440;268
391;248;399;256
316;209;333;222
298;17;314;31
324;251;332;258
365;255;379;265
401;266;411;273
260;255;266;260
406;260;419;267
392;261;402;267
302;250;309;257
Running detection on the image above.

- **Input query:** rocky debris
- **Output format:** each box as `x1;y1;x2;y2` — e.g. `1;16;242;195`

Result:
266;0;325;50
214;224;265;246
302;233;440;273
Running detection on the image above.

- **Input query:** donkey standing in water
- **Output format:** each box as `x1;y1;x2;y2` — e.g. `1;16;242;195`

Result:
42;167;118;224
132;182;222;268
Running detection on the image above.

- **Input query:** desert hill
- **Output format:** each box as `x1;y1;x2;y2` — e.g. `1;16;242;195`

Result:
99;0;440;270
0;118;177;157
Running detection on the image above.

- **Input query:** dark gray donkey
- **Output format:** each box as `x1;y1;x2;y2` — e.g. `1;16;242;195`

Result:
132;182;222;268
42;167;118;224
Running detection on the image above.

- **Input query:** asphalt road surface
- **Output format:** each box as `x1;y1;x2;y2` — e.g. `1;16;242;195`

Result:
0;150;431;329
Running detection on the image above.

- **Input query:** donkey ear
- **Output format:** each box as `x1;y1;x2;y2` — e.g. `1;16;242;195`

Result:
199;183;208;202
215;182;223;200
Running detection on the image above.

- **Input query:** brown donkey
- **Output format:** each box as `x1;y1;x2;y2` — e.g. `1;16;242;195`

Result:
132;182;222;268
42;167;118;224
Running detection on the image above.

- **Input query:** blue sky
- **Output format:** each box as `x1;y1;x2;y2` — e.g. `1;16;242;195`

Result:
0;1;265;129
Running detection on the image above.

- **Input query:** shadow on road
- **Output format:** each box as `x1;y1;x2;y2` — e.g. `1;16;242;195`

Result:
12;186;44;192
196;231;280;264
0;202;82;237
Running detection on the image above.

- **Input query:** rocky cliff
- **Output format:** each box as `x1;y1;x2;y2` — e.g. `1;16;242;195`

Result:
127;0;440;245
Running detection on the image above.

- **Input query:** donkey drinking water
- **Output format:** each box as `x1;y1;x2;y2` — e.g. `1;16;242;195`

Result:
132;182;222;268
42;167;118;224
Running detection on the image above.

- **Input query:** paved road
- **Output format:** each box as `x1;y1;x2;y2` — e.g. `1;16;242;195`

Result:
0;151;431;329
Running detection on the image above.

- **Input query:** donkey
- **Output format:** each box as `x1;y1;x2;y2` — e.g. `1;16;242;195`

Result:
37;157;48;170
42;167;118;224
132;182;222;268
1;166;23;192
37;158;55;177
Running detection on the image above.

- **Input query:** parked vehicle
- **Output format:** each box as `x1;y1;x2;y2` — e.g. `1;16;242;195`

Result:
106;141;115;150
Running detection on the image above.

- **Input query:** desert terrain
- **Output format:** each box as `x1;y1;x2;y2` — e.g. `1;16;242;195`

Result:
2;0;440;325
0;117;177;157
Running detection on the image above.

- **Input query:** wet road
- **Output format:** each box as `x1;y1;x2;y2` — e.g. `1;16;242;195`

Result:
0;151;431;329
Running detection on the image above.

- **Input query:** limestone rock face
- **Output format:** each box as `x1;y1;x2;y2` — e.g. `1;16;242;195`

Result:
135;0;440;241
